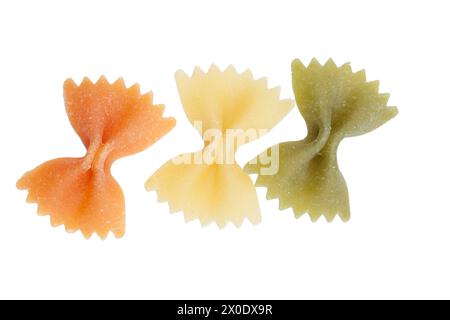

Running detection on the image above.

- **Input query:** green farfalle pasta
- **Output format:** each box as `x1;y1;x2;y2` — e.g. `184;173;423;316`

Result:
245;58;398;222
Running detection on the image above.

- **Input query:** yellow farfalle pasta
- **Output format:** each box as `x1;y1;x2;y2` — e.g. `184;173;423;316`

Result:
245;59;398;222
146;65;294;227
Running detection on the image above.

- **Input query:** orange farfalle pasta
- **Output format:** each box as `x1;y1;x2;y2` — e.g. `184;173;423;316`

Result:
17;77;175;239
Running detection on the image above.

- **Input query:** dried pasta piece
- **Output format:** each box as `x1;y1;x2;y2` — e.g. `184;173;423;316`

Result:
245;59;398;222
146;65;294;227
17;77;175;238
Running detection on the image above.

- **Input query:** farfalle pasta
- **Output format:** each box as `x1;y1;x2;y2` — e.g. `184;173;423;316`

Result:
245;59;398;221
146;65;293;227
17;77;175;238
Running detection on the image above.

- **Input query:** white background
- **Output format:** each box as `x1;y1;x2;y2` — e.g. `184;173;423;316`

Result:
0;0;449;299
